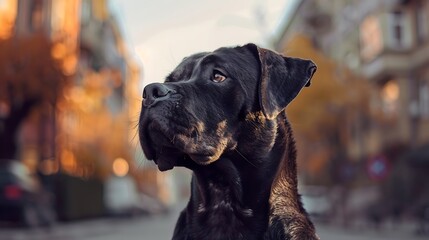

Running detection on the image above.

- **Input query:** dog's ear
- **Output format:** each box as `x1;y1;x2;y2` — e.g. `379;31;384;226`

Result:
244;43;317;119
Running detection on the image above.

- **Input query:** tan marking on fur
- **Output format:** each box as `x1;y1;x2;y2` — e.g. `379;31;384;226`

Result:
245;111;265;123
268;155;319;240
216;120;227;136
266;117;319;239
244;111;276;151
196;121;205;133
208;136;229;163
175;120;230;164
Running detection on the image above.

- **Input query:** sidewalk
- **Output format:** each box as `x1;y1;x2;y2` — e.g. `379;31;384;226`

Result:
1;203;427;240
316;220;427;240
0;203;184;240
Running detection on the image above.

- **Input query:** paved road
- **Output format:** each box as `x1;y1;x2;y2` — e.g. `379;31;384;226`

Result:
316;223;426;240
0;204;427;240
0;212;177;240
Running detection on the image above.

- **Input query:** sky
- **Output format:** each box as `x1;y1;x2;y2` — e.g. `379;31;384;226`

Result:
113;0;290;89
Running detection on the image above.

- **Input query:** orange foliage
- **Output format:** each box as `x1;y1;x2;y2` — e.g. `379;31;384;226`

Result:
283;34;371;179
284;34;370;141
0;34;70;106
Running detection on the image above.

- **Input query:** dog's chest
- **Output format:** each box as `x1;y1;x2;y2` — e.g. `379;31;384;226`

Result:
190;184;261;240
191;209;258;240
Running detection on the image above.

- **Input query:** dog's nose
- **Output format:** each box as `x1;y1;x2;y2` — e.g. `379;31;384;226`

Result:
143;83;173;107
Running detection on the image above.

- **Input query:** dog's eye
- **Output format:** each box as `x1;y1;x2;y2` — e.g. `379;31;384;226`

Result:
212;70;226;83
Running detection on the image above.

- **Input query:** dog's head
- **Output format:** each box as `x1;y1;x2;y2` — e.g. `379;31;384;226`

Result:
138;44;316;171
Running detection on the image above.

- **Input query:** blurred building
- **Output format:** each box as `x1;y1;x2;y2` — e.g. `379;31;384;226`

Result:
0;0;17;39
8;0;143;178
274;0;429;163
11;0;81;176
1;0;142;219
274;0;429;222
59;0;135;179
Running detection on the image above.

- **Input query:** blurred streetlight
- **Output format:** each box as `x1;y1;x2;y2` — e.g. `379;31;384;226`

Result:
381;80;400;115
381;81;399;104
112;157;129;177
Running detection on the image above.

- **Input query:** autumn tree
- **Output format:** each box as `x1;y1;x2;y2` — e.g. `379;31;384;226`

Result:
283;34;370;184
0;34;69;162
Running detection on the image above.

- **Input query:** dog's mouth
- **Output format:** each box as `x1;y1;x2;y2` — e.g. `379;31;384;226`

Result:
139;119;180;171
139;116;223;171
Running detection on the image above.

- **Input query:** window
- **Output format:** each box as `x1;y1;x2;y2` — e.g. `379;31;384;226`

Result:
420;81;429;118
416;1;429;43
360;15;383;61
391;11;404;46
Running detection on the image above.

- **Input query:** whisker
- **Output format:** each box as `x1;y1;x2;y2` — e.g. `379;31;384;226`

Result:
235;149;257;168
130;127;138;141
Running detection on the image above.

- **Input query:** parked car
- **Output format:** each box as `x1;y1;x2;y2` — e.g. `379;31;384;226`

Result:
0;161;55;227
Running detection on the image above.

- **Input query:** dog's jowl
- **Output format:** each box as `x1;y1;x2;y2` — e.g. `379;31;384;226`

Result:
138;43;319;240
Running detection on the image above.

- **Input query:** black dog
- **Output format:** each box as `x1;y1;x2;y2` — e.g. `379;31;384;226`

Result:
139;43;318;240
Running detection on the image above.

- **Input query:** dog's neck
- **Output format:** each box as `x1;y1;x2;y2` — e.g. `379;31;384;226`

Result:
266;115;318;239
190;114;286;211
188;155;273;240
192;158;247;213
184;113;315;239
184;114;292;236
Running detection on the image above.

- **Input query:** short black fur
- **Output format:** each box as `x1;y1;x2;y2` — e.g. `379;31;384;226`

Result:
139;43;319;240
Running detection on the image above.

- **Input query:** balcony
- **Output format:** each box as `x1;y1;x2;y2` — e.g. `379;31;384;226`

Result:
361;42;429;80
360;4;429;81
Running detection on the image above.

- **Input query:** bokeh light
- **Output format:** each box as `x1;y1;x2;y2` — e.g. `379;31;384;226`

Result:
112;157;129;177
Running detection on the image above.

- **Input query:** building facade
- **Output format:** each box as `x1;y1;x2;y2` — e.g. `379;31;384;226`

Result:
273;0;429;220
274;0;429;162
1;0;141;180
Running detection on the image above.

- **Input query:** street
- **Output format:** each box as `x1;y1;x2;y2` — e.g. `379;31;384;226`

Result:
316;223;426;240
0;211;177;240
0;203;427;240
